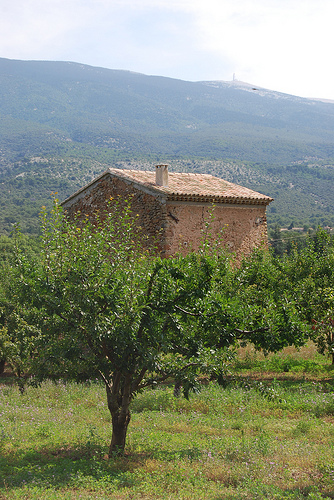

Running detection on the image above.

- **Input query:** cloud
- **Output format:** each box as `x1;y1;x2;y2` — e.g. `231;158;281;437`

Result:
0;0;93;58
0;0;192;60
186;0;334;96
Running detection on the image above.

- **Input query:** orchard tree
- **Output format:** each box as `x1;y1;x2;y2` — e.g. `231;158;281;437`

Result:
239;230;334;363
16;200;235;455
311;289;334;363
0;233;41;386
14;199;310;456
283;229;334;363
228;247;310;353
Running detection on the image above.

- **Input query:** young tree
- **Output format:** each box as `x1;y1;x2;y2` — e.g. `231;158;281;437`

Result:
228;247;310;353
0;233;42;386
284;229;334;363
15;200;237;455
13;200;311;455
311;289;334;364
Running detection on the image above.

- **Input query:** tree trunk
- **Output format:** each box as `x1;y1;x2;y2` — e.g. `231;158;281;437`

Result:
0;359;5;376
109;408;131;457
328;331;334;365
104;368;147;458
174;379;182;397
106;372;132;457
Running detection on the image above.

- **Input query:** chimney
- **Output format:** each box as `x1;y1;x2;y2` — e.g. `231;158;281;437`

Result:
155;164;169;187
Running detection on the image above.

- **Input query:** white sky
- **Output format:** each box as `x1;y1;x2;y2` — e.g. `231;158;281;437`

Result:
1;0;334;100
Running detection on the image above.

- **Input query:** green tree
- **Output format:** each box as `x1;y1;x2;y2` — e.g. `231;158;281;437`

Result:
15;200;238;455
284;229;334;362
269;223;284;257
11;200;311;455
0;236;41;387
230;248;309;353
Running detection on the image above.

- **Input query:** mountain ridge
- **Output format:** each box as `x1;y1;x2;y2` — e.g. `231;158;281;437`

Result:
203;78;334;104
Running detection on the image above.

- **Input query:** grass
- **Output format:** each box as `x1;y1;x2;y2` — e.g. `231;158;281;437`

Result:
0;348;334;499
234;342;334;380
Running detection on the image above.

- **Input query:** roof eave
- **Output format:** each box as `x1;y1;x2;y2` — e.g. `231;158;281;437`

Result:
166;194;273;205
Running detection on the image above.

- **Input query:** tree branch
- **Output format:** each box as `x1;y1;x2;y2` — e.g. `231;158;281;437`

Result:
137;372;172;391
234;327;269;337
131;366;147;393
174;305;201;316
137;361;201;391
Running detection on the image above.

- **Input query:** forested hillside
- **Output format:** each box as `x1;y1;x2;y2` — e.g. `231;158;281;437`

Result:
0;57;333;234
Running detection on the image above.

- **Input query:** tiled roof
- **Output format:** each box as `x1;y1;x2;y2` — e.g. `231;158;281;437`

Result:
108;168;273;205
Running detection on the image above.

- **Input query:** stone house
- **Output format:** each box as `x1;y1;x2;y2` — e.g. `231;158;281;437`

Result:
61;165;273;261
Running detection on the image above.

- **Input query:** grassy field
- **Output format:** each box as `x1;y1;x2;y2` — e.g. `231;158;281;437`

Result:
1;345;334;500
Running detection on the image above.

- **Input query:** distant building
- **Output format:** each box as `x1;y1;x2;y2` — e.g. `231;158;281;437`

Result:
62;165;273;262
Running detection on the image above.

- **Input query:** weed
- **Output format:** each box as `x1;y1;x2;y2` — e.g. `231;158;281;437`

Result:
292;421;313;436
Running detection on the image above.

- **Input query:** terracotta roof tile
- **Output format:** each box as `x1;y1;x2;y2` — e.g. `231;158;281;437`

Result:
108;168;273;205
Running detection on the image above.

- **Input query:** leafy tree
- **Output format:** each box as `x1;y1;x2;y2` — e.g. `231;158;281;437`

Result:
230;248;309;353
10;199;312;456
0;236;42;388
284;229;334;362
241;228;334;363
311;288;334;363
13;200;238;455
0;233;41;263
268;224;284;257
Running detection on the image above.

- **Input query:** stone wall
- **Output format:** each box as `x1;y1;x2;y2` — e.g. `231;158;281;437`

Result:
62;174;169;255
165;201;269;261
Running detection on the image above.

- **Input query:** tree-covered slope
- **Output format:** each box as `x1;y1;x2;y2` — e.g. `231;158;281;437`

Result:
0;57;333;234
1;57;334;162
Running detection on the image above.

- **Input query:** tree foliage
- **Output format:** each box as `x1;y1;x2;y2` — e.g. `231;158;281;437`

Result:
0;239;41;387
2;200;333;456
11;200;239;455
283;229;334;362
